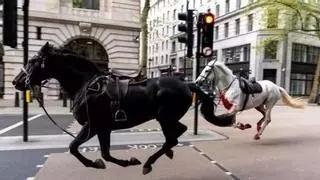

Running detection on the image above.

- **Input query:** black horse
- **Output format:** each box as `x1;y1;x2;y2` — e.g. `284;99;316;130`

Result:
12;42;234;174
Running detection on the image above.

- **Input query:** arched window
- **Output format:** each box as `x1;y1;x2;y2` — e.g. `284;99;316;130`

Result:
64;38;108;71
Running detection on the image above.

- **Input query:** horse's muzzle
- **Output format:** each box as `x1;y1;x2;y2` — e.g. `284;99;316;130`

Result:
12;70;27;91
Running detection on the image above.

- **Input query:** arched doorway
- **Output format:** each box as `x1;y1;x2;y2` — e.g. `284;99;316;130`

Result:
59;38;108;99
64;38;109;71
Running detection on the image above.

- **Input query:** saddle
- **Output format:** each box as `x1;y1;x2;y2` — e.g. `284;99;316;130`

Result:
239;77;262;95
87;69;146;122
238;77;263;111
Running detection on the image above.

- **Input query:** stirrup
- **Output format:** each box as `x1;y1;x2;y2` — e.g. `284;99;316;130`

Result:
114;109;127;122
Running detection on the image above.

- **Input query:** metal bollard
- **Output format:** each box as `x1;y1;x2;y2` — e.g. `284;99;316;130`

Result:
14;92;20;107
62;93;67;107
69;100;73;112
38;92;44;107
317;90;320;106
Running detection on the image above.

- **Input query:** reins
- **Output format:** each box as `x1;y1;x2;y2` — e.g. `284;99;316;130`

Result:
23;69;95;142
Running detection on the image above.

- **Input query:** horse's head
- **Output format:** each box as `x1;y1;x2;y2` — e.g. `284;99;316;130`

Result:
195;60;218;86
12;42;53;91
195;60;236;91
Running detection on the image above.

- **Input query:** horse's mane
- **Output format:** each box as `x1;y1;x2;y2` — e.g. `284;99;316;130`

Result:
214;60;234;76
47;44;100;73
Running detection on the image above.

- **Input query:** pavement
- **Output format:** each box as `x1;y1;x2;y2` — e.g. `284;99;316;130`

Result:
0;99;72;115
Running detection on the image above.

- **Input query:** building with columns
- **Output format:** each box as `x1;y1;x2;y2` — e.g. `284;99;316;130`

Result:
0;0;141;99
147;0;320;96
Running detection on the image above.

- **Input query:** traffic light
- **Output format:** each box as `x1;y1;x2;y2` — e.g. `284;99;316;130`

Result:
3;0;18;48
177;10;194;58
201;12;215;57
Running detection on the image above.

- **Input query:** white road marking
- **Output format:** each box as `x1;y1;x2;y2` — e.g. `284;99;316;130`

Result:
44;155;50;158
0;114;43;135
36;164;43;168
26;177;34;180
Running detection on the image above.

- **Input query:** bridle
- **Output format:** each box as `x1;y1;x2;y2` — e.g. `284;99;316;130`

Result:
21;56;77;138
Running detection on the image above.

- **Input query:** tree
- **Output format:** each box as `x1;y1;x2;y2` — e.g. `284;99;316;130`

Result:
140;0;150;77
253;0;320;103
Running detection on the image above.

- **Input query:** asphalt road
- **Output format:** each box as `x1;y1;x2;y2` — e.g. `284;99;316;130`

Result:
0;148;67;180
0;115;74;136
0;114;75;180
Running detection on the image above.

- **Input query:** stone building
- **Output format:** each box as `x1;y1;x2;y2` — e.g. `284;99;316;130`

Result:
0;0;141;99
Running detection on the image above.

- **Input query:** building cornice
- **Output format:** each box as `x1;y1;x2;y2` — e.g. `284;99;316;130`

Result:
12;11;141;31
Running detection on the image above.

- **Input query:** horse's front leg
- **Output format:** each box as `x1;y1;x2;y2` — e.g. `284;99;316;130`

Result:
69;124;105;168
97;131;141;167
229;105;251;130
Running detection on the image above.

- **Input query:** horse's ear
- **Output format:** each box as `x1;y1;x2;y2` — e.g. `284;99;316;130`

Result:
40;42;51;53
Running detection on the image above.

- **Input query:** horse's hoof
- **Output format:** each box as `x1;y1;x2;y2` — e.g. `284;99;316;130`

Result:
129;157;141;165
254;134;260;140
142;166;152;175
165;149;174;159
94;159;106;169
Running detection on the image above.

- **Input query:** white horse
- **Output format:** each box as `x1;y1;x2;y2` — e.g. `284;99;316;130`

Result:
195;60;305;140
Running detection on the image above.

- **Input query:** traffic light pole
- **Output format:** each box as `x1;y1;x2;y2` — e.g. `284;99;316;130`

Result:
194;14;203;135
23;0;29;142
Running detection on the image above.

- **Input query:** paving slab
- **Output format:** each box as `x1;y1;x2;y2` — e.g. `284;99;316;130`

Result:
34;146;232;180
192;123;320;180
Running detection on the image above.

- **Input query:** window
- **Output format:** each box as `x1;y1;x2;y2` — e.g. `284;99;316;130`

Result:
292;43;319;64
36;27;42;40
224;23;229;38
215;4;220;17
267;9;279;28
248;14;253;31
264;41;278;59
236;0;241;9
225;0;230;13
215;26;219;40
171;40;176;52
223;44;250;63
290;73;314;96
235;19;240;35
73;0;99;10
173;9;176;20
166;40;168;50
172;25;176;35
243;45;250;61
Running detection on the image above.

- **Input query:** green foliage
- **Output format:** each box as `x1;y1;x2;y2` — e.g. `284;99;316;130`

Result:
250;0;320;57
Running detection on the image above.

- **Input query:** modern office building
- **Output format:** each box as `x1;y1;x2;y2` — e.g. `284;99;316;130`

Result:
147;0;320;96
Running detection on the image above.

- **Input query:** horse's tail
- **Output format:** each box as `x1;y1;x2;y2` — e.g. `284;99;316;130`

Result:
279;87;305;109
188;83;235;127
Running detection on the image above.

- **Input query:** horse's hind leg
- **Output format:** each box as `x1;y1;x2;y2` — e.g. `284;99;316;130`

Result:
69;124;104;168
255;105;266;132
97;130;142;167
143;119;187;175
254;102;275;140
